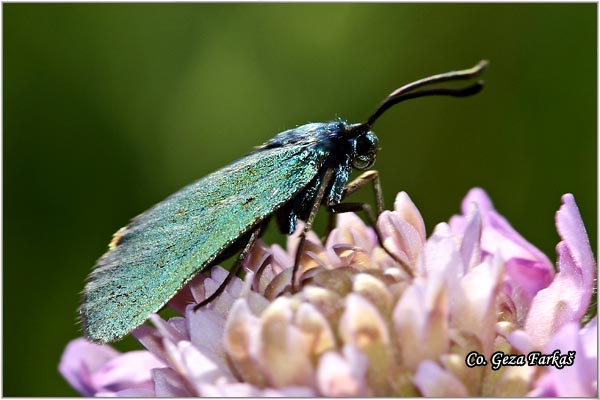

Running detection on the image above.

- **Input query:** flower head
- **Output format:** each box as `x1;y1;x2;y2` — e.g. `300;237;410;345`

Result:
60;189;597;397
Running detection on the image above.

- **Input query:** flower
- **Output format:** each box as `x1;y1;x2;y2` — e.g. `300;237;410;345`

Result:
60;189;597;397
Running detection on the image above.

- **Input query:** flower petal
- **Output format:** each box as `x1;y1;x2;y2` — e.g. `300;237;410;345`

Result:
59;338;164;397
168;274;206;313
90;350;163;393
327;212;377;251
352;273;393;317
555;194;596;282
224;299;266;386
178;340;227;394
525;241;589;347
451;254;504;356
186;305;232;376
414;360;468;396
377;210;423;266
132;324;169;365
529;318;597;397
295;302;336;358
316;347;369;396
394;274;448;369
58;338;120;396
339;293;391;393
420;222;464;287
458;202;482;271
450;188;554;302
153;368;192;397
394;191;426;243
98;387;156;397
258;297;314;387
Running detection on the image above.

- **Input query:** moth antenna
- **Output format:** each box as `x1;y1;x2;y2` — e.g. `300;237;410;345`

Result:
365;60;488;127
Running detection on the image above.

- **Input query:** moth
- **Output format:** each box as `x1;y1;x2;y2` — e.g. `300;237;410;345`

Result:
81;61;488;343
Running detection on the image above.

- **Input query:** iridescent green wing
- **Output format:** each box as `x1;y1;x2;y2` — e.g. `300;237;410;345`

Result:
81;143;328;343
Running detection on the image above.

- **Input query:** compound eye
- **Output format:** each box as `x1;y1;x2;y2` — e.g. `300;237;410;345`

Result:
352;154;374;170
351;132;378;170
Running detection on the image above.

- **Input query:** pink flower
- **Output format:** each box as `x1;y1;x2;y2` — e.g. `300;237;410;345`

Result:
60;189;597;397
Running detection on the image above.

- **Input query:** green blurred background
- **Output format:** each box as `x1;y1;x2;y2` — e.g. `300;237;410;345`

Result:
3;3;596;396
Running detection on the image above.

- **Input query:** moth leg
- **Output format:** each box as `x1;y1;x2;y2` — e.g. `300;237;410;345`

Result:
323;212;336;242
194;228;262;310
329;202;377;225
329;171;414;277
323;171;382;240
292;168;335;292
341;170;384;214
